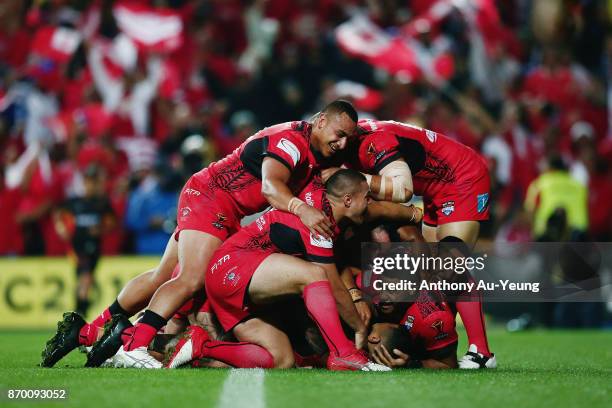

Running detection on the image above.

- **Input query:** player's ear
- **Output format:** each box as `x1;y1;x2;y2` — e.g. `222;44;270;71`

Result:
318;112;327;129
343;193;352;208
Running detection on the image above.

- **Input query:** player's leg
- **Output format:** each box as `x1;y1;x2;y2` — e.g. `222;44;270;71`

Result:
437;221;495;368
40;236;178;367
421;223;438;242
248;255;388;371
436;220;480;247
80;236;178;345
116;230;221;368
232;318;294;368
75;271;93;316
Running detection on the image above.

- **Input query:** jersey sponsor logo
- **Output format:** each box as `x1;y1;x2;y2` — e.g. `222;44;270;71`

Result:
210;254;230;273
477;193;489;213
365;118;378;131
375;150;386;162
441;201;454;216
431;319;449;340
425;129;437;143
404;315;415;331
184;188;201;196
212;213;227;230
305;191;314;206
277;138;301;166
310;232;333;249
367;142;376;156
223;267;240;287
255;216;266;231
180;207;192;218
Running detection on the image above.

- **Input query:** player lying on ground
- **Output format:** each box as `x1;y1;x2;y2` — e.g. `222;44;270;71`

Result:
328;118;495;369
41;100;358;368
158;170;388;371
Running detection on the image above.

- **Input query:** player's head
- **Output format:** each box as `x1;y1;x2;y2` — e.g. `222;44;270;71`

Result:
367;322;410;358
83;165;102;196
311;100;358;158
325;169;370;224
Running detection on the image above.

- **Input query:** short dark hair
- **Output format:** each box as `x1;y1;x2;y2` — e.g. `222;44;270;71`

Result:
325;169;367;197
380;325;410;355
322;99;358;123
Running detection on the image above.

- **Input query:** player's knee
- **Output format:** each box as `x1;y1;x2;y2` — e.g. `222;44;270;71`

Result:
307;265;327;283
175;274;204;296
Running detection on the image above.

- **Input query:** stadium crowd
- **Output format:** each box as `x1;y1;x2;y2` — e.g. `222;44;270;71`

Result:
1;0;611;257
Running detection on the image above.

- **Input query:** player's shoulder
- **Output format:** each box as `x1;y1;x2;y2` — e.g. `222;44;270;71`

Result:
258;121;311;140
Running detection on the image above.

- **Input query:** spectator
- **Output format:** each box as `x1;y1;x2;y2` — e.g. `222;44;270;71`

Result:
525;155;589;240
124;162;180;255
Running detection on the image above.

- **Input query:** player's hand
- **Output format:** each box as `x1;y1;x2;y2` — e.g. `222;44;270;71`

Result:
372;344;409;368
296;205;334;239
354;300;372;327
354;329;367;350
408;205;423;224
321;167;342;183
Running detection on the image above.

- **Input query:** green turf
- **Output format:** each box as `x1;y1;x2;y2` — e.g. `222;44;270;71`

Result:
0;329;610;408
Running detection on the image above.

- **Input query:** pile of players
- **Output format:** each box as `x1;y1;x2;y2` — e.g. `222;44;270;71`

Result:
41;100;496;371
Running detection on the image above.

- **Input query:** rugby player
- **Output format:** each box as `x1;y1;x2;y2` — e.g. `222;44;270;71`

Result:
164;170;390;371
337;119;495;368
41;100;358;368
367;291;458;369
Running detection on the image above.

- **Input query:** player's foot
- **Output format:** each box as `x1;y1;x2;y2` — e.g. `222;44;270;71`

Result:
165;325;210;368
113;346;162;369
85;314;132;367
458;344;497;369
327;349;391;372
40;312;86;367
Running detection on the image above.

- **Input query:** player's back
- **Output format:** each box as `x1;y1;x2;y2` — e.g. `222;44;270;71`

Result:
220;181;338;264
202;121;317;216
353;119;486;196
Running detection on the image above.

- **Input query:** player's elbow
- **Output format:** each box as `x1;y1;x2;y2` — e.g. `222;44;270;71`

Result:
261;178;275;200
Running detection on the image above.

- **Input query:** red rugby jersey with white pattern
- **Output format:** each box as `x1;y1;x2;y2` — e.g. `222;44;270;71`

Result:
197;121;322;216
221;178;340;264
346;119;486;197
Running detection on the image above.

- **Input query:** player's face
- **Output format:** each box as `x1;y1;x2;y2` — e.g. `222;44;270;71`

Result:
315;112;355;157
346;182;371;224
367;323;400;356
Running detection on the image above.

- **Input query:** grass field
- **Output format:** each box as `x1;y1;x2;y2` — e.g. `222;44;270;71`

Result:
1;329;611;408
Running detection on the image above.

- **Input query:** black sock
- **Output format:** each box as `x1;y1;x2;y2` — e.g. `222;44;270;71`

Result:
140;310;167;331
109;299;130;317
76;298;90;316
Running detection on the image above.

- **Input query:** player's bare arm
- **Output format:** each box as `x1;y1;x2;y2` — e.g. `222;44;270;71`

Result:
261;157;334;238
365;201;423;224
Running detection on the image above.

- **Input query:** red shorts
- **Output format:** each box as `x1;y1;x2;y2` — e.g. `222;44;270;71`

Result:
422;168;490;227
176;170;242;241
205;248;269;331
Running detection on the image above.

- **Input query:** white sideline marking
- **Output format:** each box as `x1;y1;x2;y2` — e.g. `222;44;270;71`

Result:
217;368;265;408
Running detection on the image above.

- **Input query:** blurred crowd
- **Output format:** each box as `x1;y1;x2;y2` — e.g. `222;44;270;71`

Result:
1;0;611;256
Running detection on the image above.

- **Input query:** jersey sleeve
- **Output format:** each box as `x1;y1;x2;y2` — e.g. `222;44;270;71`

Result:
263;131;308;172
360;133;403;174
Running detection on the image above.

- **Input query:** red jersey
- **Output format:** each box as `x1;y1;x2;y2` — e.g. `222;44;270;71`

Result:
202;121;322;216
220;178;339;265
347;119;487;198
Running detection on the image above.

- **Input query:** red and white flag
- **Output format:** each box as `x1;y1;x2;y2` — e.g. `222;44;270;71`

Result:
113;1;183;53
30;26;81;63
335;15;421;81
333;81;383;112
